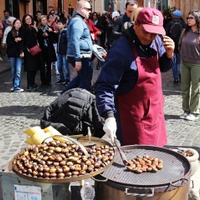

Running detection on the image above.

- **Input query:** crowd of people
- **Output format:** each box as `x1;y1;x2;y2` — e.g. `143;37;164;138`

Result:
0;0;200;145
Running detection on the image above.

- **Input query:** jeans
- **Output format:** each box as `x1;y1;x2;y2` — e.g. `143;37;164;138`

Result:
62;57;93;93
9;57;23;89
57;54;70;82
172;53;181;81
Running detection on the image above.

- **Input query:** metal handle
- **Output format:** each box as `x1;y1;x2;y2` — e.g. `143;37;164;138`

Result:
92;175;108;182
125;187;154;197
169;177;189;188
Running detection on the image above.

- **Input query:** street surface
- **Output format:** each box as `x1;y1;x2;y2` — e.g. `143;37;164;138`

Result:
0;55;200;170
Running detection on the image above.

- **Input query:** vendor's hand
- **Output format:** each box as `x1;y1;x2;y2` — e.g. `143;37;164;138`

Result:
162;35;175;58
103;117;117;144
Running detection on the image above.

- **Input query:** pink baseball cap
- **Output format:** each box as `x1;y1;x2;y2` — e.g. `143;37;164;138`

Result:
136;8;165;35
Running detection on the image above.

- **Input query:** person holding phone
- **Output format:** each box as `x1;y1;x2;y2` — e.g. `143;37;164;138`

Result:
94;8;174;146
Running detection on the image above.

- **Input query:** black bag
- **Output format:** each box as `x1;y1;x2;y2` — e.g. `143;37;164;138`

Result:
169;22;183;43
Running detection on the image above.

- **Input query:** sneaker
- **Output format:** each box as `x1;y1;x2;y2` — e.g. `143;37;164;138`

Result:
185;113;199;121
10;87;14;92
180;112;188;119
0;57;3;61
14;88;24;92
174;80;179;84
55;70;60;75
56;80;65;85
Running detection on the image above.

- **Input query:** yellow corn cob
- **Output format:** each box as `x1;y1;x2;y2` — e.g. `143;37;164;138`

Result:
43;126;62;136
24;138;34;145
24;126;44;136
31;131;53;145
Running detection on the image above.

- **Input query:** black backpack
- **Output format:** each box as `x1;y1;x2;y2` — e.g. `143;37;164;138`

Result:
169;22;183;43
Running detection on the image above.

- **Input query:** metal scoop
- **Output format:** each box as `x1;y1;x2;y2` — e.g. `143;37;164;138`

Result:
114;137;128;166
87;127;96;148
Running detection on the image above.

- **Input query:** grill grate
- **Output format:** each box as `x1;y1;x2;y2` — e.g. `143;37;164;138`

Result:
101;145;190;186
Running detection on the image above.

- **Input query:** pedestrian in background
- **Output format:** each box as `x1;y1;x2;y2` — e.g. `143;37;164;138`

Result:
0;21;3;60
6;19;24;92
47;13;59;75
95;12;109;48
179;10;200;121
94;8;174;146
62;0;93;93
56;18;70;86
86;17;101;44
112;1;138;40
2;16;16;49
22;14;41;92
2;10;11;32
166;10;186;84
106;11;120;49
37;15;57;86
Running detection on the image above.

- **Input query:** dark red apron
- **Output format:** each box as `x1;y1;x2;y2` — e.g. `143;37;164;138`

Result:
117;46;167;146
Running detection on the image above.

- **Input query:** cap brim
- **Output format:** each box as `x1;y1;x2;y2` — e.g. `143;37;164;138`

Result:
143;24;166;35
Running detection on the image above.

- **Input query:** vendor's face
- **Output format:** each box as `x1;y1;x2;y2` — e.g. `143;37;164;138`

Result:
134;21;157;45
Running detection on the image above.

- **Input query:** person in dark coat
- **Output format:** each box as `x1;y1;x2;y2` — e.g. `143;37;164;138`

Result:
40;88;104;137
112;1;138;41
22;14;41;91
165;10;186;83
6;19;24;92
37;15;57;86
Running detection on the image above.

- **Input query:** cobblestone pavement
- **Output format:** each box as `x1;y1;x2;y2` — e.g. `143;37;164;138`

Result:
0;56;200;170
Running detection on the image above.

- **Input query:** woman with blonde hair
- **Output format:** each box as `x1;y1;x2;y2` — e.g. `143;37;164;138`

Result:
131;7;143;23
37;15;57;86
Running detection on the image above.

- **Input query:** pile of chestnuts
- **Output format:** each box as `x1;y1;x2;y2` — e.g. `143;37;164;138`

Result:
12;140;114;180
126;155;163;173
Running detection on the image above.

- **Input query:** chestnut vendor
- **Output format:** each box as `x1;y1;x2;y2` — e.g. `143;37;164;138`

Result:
94;8;175;146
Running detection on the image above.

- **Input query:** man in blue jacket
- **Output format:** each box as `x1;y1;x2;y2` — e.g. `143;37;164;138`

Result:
63;0;93;93
94;8;175;146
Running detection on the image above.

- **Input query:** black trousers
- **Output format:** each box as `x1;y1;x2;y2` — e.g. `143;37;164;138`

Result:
27;70;37;87
40;46;52;85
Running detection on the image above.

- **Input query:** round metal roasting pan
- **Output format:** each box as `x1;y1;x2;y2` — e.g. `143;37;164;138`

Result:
96;145;191;193
12;136;114;183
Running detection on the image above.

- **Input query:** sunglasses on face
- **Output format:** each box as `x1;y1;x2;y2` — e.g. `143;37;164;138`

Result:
84;7;91;11
186;17;195;20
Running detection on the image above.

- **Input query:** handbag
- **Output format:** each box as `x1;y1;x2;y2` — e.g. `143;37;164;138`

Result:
28;44;41;56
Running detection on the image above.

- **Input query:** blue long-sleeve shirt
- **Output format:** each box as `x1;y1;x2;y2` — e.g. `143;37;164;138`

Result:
94;27;173;118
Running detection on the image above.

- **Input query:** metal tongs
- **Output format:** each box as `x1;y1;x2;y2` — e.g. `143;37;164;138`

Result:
114;137;128;166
